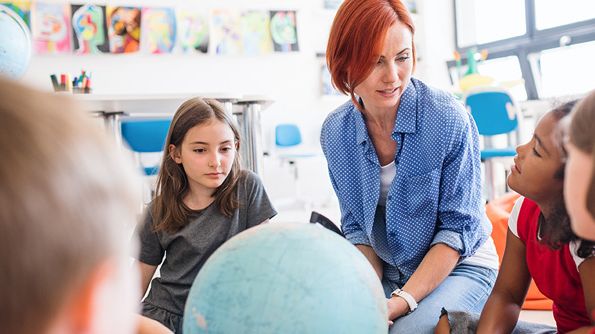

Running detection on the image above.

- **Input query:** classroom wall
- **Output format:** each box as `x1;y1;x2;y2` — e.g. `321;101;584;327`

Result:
20;0;457;210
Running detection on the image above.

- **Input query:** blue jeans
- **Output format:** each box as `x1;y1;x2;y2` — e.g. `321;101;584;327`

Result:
382;263;497;334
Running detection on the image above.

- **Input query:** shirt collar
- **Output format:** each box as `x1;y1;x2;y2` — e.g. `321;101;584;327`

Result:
354;79;418;145
394;80;418;134
355;106;368;145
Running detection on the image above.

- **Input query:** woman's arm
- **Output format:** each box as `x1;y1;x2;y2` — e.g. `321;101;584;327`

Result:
356;244;383;280
138;261;158;298
387;243;460;320
476;229;531;334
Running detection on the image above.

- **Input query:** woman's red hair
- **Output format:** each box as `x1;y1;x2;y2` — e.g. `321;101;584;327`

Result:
326;0;416;110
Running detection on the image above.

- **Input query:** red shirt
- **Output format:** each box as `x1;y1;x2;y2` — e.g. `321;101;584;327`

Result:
517;198;591;333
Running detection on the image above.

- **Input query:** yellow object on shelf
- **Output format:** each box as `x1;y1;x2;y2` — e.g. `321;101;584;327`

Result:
459;73;495;92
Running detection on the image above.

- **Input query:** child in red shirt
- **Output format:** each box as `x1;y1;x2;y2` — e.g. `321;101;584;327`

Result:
436;101;595;333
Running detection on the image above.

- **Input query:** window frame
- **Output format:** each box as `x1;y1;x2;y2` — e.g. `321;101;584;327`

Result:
448;0;595;100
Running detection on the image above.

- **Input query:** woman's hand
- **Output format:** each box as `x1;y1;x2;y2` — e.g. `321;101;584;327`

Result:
387;296;410;322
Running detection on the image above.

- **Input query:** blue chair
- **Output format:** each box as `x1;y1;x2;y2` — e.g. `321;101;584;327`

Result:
465;90;520;200
275;123;318;161
275;123;301;147
120;118;171;176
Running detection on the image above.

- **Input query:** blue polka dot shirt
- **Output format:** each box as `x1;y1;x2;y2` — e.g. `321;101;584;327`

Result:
320;78;490;282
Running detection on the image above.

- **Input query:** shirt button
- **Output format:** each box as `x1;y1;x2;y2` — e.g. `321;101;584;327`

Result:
389;231;396;237
388;195;392;201
464;225;471;231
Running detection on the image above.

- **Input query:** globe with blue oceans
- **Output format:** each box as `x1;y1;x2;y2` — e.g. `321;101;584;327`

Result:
0;5;31;78
183;222;387;334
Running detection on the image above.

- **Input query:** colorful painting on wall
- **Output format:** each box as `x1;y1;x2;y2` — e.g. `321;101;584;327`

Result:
1;0;31;27
270;10;299;52
107;6;141;53
32;2;71;54
240;11;272;56
71;4;108;54
177;9;209;54
141;7;176;54
321;63;341;96
211;9;242;56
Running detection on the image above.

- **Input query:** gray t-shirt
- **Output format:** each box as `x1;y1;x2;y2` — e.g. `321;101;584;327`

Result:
138;170;277;316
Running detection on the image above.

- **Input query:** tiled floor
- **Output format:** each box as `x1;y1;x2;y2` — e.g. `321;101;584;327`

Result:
518;310;555;327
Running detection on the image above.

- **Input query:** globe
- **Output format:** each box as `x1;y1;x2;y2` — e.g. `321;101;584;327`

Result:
183;222;387;334
0;4;31;78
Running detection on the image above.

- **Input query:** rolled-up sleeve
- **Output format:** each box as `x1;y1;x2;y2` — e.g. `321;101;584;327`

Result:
433;112;486;257
341;208;371;246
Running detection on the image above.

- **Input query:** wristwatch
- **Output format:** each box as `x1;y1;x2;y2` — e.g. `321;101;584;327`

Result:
391;288;418;313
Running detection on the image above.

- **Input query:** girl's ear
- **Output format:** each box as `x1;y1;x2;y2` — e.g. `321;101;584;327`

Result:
169;144;181;164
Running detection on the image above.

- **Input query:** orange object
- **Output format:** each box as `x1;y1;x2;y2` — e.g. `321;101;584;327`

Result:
486;192;553;310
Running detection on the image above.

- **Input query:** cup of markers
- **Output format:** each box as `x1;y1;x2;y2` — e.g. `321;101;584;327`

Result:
50;71;92;93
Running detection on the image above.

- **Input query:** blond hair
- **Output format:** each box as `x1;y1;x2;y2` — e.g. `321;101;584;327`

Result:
0;77;141;334
569;90;595;218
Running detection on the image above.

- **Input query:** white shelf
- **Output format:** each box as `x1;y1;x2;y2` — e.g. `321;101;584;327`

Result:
74;93;274;115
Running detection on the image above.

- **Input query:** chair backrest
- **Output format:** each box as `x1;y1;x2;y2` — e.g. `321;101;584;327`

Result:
275;123;302;148
465;90;518;136
120;118;171;153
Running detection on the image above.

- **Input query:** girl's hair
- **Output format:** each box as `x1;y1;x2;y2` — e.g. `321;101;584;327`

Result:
0;77;141;334
569;90;595;219
326;0;415;111
152;98;241;233
539;100;594;258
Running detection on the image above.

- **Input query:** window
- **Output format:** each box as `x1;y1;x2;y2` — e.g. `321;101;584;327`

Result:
450;0;595;100
535;0;595;30
530;40;595;98
477;56;527;101
448;56;527;101
455;0;526;47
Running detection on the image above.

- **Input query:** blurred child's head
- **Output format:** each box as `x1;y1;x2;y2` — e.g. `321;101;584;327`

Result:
507;101;577;249
0;77;142;334
565;90;595;240
153;98;241;232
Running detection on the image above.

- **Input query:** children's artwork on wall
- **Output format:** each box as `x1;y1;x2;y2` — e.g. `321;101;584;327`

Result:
270;10;299;52
32;2;71;54
211;9;242;56
141;7;176;54
240;11;272;56
107;6;141;53
177;9;208;54
1;0;30;27
321;63;341;96
71;4;108;54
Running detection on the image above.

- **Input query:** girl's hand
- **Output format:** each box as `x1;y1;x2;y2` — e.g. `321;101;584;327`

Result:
387;296;410;322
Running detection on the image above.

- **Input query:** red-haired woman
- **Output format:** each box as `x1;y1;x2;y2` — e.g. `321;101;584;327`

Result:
320;1;498;332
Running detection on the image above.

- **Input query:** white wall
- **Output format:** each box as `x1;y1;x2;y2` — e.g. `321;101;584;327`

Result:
20;0;458;214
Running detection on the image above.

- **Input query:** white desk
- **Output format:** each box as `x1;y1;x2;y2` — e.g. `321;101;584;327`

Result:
75;93;271;176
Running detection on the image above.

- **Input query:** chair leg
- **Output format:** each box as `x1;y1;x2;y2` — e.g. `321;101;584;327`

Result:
484;161;497;201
